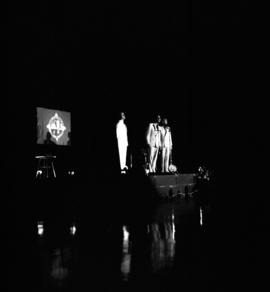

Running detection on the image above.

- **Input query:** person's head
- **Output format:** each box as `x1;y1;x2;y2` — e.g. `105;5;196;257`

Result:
157;115;161;124
120;112;126;120
46;131;52;140
162;118;168;126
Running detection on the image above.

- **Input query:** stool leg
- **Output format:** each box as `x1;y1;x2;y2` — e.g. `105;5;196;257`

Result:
46;158;49;178
51;161;56;178
36;159;41;178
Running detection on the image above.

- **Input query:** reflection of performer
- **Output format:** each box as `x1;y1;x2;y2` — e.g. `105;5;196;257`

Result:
160;118;172;173
146;115;162;173
150;221;176;271
116;112;129;174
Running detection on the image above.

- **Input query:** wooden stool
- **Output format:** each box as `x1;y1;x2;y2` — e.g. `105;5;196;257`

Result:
35;155;56;178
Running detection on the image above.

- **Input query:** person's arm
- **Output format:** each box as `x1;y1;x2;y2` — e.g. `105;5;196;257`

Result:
159;126;164;148
126;124;129;146
116;122;120;140
146;124;152;145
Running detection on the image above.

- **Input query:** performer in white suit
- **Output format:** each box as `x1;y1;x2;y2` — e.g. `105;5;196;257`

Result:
146;115;162;173
160;118;173;173
116;112;129;174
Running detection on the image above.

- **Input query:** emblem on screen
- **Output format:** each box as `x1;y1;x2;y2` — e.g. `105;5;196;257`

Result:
46;113;66;142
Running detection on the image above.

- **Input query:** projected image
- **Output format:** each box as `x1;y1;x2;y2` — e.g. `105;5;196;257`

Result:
37;107;71;146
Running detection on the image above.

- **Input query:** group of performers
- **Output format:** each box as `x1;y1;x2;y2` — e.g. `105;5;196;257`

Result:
116;113;173;174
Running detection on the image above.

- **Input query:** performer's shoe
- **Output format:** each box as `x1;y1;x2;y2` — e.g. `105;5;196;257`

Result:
121;166;128;174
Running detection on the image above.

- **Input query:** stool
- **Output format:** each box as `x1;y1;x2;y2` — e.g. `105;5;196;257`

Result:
35;155;56;178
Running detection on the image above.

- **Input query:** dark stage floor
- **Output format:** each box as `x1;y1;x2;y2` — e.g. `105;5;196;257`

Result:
8;177;268;292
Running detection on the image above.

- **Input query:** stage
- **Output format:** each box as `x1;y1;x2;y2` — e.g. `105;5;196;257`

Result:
147;173;197;198
115;172;197;201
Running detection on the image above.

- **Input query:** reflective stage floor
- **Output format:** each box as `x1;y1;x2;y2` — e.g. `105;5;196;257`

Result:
8;179;269;292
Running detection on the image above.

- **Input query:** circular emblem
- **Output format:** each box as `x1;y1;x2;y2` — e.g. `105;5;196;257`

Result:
46;113;66;142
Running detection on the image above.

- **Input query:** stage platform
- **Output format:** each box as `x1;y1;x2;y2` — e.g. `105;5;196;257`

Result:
147;173;197;199
116;172;197;200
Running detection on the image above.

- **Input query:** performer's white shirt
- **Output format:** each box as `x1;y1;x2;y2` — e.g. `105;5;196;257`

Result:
116;119;128;147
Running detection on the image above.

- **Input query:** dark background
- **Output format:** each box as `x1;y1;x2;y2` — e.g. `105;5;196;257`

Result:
7;2;266;215
7;3;269;291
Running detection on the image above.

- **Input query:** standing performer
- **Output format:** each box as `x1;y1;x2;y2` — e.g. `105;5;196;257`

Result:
160;117;173;173
116;112;129;174
146;115;162;173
